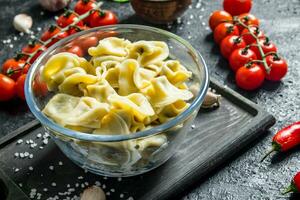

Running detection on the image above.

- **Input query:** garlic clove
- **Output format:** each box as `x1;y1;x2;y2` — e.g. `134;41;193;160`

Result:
13;14;33;34
81;186;106;200
201;88;221;109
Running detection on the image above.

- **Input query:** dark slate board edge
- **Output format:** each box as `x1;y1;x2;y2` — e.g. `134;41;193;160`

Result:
0;167;29;200
0;120;39;149
144;79;276;200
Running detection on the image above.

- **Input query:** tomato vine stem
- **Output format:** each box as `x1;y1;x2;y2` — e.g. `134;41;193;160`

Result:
235;18;270;73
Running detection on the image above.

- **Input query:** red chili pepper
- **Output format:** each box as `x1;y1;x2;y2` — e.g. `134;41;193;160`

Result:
282;171;300;195
261;121;300;162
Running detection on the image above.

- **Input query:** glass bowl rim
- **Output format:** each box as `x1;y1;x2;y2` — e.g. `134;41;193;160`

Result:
25;24;209;142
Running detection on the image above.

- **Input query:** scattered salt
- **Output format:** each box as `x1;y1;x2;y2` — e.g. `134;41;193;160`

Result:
37;133;42;138
49;165;54;170
14;168;19;172
51;182;56;187
29;166;34;171
13;36;18;41
14;152;19;157
17;139;23;144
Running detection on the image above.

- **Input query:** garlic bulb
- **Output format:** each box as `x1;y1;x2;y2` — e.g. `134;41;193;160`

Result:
13;14;33;34
81;186;106;200
39;0;70;12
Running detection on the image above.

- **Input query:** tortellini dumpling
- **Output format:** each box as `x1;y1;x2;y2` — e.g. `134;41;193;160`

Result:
42;37;194;167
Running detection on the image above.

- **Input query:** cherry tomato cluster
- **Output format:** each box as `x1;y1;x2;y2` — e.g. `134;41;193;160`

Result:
0;0;118;102
209;0;288;90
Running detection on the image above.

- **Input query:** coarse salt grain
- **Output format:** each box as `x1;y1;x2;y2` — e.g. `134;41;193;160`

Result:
118;177;122;182
102;184;106;189
19;183;23;187
78;176;83;179
54;16;59;20
120;193;124;198
49;166;54;170
43;139;48;145
51;182;56;187
29;166;34;171
13;36;17;41
75;183;79;187
37;27;42;31
106;192;110;196
95;181;101;186
37;133;42;138
110;188;115;192
19;32;24;36
30;35;35;39
43;188;48;192
128;197;134;200
191;124;195;129
40;11;44;15
14;152;19;157
14;168;19;172
59;161;63;166
17;139;23;144
9;44;13;48
67;184;70;188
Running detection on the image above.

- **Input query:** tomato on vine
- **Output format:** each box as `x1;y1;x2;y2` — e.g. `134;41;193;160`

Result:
209;10;233;31
0;74;16;101
2;57;26;81
22;40;42;54
74;0;96;24
213;22;239;44
229;47;257;72
68;25;90;35
265;55;288;81
223;0;252;16
46;31;69;47
236;63;265;91
16;74;26;100
40;25;61;42
89;10;118;27
241;26;265;44
237;13;259;32
56;10;84;28
220;35;246;59
250;37;277;59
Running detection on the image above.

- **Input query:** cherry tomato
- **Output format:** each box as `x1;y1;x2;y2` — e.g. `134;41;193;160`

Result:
89;10;118;27
0;74;16;101
80;36;98;50
22;40;42;54
236;64;265;90
241;26;265;44
46;31;69;47
223;0;252;16
209;10;233;31
22;64;31;74
2;58;26;81
29;47;47;64
237;13;259;32
213;23;239;44
74;0;96;24
220;35;246;59
68;25;90;35
229;48;257;72
40;25;61;42
33;77;48;97
65;45;84;57
250;37;277;59
56;10;84;28
16;74;26;100
265;55;288;81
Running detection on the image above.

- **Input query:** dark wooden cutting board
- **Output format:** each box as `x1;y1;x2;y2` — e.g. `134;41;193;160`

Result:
0;78;275;200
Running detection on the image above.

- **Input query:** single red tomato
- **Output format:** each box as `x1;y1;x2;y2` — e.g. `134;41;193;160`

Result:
213;23;239;44
220;35;246;59
66;45;84;57
209;10;233;31
223;0;252;16
56;10;84;28
22;40;42;54
229;48;257;72
2;58;26;81
89;10;118;27
241;26;265;44
22;64;31;74
74;0;96;15
40;25;61;42
80;36;98;50
68;25;90;35
0;74;16;101
250;37;277;59
237;13;259;32
46;31;69;47
29;47;47;64
236;64;265;90
74;0;96;24
16;74;26;100
32;77;48;97
265;55;288;81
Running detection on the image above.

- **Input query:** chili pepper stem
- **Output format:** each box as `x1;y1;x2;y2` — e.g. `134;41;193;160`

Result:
260;142;281;162
282;183;297;195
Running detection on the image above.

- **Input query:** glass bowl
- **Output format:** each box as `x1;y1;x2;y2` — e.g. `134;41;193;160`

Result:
25;24;209;177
